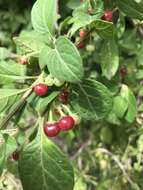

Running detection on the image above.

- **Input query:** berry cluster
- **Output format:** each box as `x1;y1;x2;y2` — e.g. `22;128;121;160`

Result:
31;84;76;137
76;10;113;50
44;116;75;137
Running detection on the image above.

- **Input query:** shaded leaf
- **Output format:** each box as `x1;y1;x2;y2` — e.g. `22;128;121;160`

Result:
73;79;113;120
117;0;143;20
100;40;119;80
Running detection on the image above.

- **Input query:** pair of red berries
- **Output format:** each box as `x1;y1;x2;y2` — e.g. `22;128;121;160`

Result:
44;116;75;137
33;84;70;104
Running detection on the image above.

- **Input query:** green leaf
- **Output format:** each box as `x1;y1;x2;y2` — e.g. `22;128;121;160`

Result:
0;134;17;175
67;0;81;9
39;46;52;69
45;36;84;83
119;29;140;55
0;47;10;60
69;12;95;36
120;85;137;123
115;13;125;38
19;124;74;190
91;20;114;39
0;139;5;175
138;43;143;66
0;89;28;100
74;79;113;120
14;31;50;55
0;88;27;114
117;0;143;20
36;91;59;115
100;127;113;144
0;60;26;76
113;96;128;118
100;40;119;80
74;176;87;190
69;1;104;36
31;0;58;35
3;134;17;158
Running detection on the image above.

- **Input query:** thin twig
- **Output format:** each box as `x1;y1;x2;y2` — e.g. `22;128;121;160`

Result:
71;140;91;160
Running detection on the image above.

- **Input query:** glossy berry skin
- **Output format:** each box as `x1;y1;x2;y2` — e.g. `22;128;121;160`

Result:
102;11;113;22
58;89;69;104
58;116;75;131
33;83;49;96
18;57;28;65
44;123;61;137
120;67;127;77
76;42;84;49
79;29;86;38
12;151;19;161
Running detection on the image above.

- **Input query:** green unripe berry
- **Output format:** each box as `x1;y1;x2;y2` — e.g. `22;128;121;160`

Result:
86;44;95;52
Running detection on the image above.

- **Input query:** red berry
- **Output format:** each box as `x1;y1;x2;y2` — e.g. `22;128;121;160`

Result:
18;57;28;65
12;151;19;161
79;29;86;38
120;67;127;77
58;116;75;131
76;42;84;49
102;11;113;22
33;83;49;96
44;123;60;137
58;89;69;104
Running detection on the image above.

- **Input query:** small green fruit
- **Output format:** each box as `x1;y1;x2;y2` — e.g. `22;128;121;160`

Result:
100;127;113;144
86;44;95;52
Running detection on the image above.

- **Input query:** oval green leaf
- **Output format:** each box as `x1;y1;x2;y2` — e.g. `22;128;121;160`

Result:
100;40;119;80
45;36;84;83
19;126;74;190
74;79;113;120
31;0;58;35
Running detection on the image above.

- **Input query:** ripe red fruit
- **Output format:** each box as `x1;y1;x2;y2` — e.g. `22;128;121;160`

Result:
120;67;127;77
44;123;61;137
79;29;86;38
18;57;28;65
58;89;69;104
102;11;113;22
76;42;84;49
58;116;75;131
33;83;49;96
12;151;19;161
